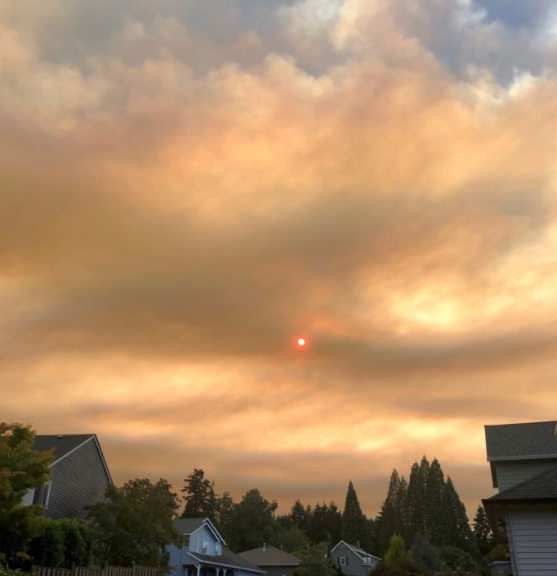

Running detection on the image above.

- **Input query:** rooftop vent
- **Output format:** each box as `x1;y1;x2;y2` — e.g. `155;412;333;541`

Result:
262;543;266;551
57;435;64;439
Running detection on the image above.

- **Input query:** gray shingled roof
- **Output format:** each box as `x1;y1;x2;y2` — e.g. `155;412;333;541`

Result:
485;421;557;461
173;518;208;535
32;434;96;463
190;548;265;573
486;465;557;502
238;545;300;567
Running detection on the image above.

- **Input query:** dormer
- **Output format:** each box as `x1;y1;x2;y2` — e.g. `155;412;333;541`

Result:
174;517;226;557
485;420;557;491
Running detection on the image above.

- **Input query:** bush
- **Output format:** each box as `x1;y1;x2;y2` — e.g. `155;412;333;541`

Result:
410;535;442;572
28;520;65;568
385;535;408;563
438;546;477;573
371;557;434;575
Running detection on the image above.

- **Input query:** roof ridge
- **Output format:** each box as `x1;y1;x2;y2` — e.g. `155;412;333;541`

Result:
485;420;557;428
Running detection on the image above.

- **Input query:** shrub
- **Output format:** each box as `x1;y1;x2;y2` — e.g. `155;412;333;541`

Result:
385;535;408;563
28;520;65;568
438;546;477;573
370;557;434;575
410;535;442;572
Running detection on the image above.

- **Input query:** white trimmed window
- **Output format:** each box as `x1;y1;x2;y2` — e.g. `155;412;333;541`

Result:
339;557;348;566
215;543;222;555
196;540;209;554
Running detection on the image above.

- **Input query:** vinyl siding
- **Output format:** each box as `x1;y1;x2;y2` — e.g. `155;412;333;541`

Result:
495;461;557;491
508;511;557;576
45;437;110;520
331;544;371;576
190;525;219;556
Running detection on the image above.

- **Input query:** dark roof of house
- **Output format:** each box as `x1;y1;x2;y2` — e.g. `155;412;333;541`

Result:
32;434;96;463
485;421;557;461
190;548;265;573
238;545;300;567
486;465;557;502
174;518;207;535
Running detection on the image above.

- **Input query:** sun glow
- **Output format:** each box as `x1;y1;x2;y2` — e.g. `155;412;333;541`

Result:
297;338;306;347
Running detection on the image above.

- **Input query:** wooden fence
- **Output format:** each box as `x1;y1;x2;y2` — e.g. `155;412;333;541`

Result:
34;565;160;576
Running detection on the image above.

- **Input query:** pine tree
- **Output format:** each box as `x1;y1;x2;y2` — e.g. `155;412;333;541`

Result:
181;468;216;520
425;458;445;545
341;480;368;547
376;469;406;554
441;477;477;555
406;457;429;542
290;499;311;532
473;504;495;557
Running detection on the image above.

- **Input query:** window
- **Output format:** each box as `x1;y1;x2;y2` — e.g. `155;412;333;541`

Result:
215;543;222;555
196;540;209;554
339;557;348;566
364;557;371;564
33;482;52;507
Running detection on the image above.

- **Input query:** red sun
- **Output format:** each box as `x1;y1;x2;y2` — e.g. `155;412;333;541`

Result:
297;338;306;347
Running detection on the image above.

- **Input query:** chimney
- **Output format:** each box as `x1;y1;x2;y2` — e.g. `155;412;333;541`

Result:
263;543;266;551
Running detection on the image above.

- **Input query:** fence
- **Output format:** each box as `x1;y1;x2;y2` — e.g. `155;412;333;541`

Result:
33;565;160;576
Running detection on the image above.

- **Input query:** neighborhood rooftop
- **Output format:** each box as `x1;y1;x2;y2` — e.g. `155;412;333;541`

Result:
485;420;557;461
485;465;557;502
32;434;97;461
238;545;300;567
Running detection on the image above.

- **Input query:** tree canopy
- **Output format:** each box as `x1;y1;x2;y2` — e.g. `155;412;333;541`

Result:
87;478;181;568
0;423;52;564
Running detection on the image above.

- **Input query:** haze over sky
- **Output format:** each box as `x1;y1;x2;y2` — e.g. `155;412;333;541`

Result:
2;0;557;517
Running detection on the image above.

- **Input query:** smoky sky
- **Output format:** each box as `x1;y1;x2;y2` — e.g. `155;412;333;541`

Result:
2;0;557;516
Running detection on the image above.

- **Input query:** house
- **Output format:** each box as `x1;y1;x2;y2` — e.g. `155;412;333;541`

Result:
167;517;266;576
238;544;300;576
27;434;112;520
330;541;381;576
482;420;557;576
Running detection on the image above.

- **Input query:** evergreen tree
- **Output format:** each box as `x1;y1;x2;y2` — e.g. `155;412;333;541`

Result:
341;481;368;548
181;469;216;520
376;470;406;554
410;534;442;572
290;500;310;532
424;459;445;545
385;534;407;563
406;457;429;542
473;504;494;557
295;542;338;576
440;477;476;555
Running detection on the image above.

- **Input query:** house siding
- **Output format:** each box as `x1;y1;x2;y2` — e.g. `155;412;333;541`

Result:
331;544;371;576
189;525;219;556
507;511;557;576
495;461;557;492
45;438;110;520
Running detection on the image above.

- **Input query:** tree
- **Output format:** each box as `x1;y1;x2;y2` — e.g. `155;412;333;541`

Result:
473;505;494;557
376;470;407;553
341;481;368;548
294;542;337;576
270;526;309;554
410;534;442;572
58;519;94;567
227;489;278;552
440;477;477;555
214;491;236;543
87;478;181;568
385;534;407;563
181;469;216;520
0;423;53;564
424;459;445;545
405;457;429;542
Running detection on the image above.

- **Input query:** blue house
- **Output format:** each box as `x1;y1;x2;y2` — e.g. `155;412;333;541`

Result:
167;518;265;576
